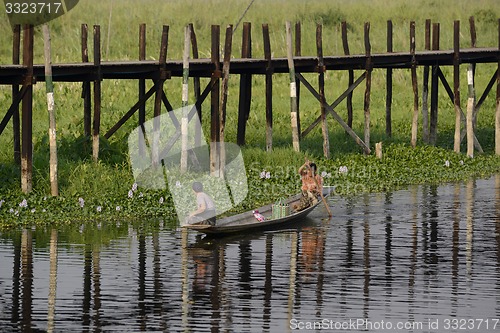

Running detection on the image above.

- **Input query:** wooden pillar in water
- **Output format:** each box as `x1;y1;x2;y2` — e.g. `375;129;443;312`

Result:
219;25;233;176
429;23;440;146
189;23;202;147
181;25;191;173
453;21;461;153
285;21;300;152
294;22;302;137
410;21;419;148
210;25;221;176
92;25;101;162
341;21;354;129
237;22;252;146
316;24;330;158
21;25;34;193
422;19;431;143
139;24;146;128
12;24;21;165
496;18;500;155
81;24;91;138
262;24;273;152
466;64;475;158
363;22;372;153
386;20;393;138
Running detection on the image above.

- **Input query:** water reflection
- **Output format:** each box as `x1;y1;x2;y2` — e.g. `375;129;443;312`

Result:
1;175;500;332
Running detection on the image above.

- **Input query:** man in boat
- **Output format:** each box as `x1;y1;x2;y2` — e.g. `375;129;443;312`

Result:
186;182;216;225
293;160;323;212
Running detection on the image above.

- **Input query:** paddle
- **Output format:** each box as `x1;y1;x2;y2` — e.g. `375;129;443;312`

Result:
304;159;333;217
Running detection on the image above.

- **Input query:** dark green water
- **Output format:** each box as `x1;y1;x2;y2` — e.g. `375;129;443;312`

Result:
0;175;499;332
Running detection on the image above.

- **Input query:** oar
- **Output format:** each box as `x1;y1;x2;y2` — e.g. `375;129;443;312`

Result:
304;158;332;217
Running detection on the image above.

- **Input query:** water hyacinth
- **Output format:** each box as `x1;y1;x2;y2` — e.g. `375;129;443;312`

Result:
31;209;36;213
159;197;164;204
132;182;138;192
260;170;271;179
175;181;182;188
339;166;348;174
116;206;121;211
78;197;85;208
321;171;332;178
445;160;450;167
96;206;102;213
128;190;134;199
19;199;27;208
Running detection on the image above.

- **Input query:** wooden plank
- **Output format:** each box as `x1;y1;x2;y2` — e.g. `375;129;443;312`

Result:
410;21;419;148
453;21;461;153
210;25;221;176
286;21;300;151
386;20;393;138
363;22;372;153
81;24;91;138
263;23;273;152
12;24;21;165
316;24;330;158
422;19;431;143
237;22;252;146
92;25;101;162
341;21;354;129
429;23;440;146
296;73;370;154
21;24;34;193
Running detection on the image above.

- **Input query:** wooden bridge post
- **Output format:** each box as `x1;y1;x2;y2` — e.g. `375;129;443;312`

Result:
81;24;91;138
189;23;202;147
341;21;354;130
21;24;34;193
237;22;252;146
294;22;302;137
410;21;419;148
12;24;21;165
453;20;461;153
92;25;102;162
138;23;146;156
219;25;233;177
386;20;393;138
430;23;440;146
210;25;221;176
286;21;300;152
467;64;475;158
496;18;500;155
181;25;191;173
363;22;372;153
262;24;273;152
422;19;431;143
316;24;330;158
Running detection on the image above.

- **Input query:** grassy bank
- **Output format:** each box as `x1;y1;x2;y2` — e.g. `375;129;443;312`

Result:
0;0;499;228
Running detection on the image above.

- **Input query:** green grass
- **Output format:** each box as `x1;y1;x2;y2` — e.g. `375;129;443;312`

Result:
0;0;499;228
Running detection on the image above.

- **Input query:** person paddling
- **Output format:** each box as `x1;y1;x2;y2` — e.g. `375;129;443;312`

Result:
293;160;323;212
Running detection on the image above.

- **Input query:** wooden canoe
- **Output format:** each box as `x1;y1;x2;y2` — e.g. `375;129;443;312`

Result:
183;187;333;235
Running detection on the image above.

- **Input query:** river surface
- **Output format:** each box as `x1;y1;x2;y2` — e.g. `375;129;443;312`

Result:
0;175;499;333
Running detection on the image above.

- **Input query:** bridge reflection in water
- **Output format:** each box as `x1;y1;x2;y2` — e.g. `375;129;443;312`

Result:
0;175;499;332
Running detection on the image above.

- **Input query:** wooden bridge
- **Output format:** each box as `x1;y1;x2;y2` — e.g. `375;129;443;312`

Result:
1;18;500;193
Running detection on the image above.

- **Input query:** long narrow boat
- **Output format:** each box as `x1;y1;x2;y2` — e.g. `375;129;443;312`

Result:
183;187;332;235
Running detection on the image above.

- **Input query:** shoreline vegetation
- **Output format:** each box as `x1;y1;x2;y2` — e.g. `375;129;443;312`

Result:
1;0;500;229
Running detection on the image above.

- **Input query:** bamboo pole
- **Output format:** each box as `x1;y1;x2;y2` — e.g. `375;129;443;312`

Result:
181;25;191;173
386;20;393;138
422;19;431;143
237;22;252;146
294;22;302;137
285;21;300;152
189;23;202;147
81;24;91;138
263;24;273;152
21;24;34;194
467;64;475;158
497;19;500;155
138;23;146;156
341;21;354;130
210;25;221;177
153;25;169;167
219;24;233;178
316;24;330;158
364;22;372;153
453;21;461;153
42;24;59;196
12;24;21;165
430;23;440;146
410;21;419;148
92;25;101;162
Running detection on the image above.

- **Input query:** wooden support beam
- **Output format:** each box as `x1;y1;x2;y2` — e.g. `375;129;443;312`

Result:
0;85;28;136
386;20;393;138
453;21;461;153
363;22;372;153
263;23;273;152
21;24;34;193
341;21;354;130
422;19;431;143
286;21;300;152
219;25;233;177
188;23;202;147
92;25;101;162
237;22;252;146
430;23;440;146
81;24;91;138
295;22;302;137
138;23;146;156
12;24;21;165
296;73;370;154
410;21;419;148
496;18;500;155
316;24;330;158
210;25;221;176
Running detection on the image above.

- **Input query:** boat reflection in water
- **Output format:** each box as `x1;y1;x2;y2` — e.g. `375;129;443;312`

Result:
0;175;500;332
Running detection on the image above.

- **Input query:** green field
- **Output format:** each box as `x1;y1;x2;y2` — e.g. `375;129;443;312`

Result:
0;0;499;226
